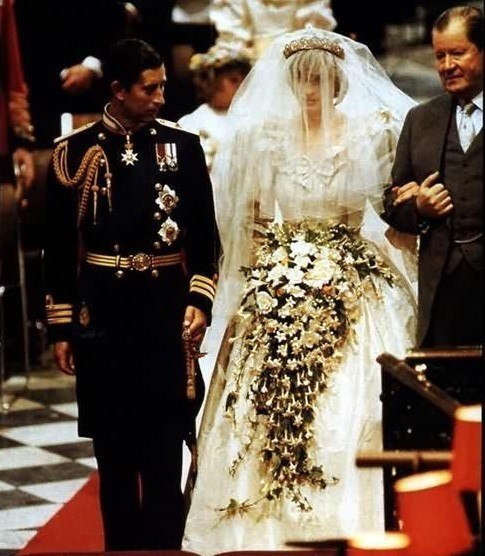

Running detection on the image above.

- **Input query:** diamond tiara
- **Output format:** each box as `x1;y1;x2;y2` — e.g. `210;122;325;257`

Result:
283;36;345;60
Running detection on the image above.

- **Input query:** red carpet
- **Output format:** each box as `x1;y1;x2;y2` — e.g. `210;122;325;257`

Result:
20;472;104;554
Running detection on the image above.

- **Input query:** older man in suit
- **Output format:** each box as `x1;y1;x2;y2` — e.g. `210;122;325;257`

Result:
383;5;483;348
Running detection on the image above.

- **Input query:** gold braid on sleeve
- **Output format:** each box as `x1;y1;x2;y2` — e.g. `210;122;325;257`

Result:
52;141;111;227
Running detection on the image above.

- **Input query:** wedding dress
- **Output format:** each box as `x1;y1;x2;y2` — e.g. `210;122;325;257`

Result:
183;28;417;554
183;137;416;556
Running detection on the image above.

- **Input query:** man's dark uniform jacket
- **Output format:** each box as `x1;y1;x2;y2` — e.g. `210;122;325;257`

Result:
383;94;483;347
44;112;218;440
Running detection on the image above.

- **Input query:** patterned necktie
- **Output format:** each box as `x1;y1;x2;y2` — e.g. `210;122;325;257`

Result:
458;102;477;152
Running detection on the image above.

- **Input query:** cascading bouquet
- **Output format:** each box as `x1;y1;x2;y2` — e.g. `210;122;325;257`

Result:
220;220;396;517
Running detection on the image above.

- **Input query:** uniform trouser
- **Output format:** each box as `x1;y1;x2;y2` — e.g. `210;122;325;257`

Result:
423;258;483;347
92;427;185;550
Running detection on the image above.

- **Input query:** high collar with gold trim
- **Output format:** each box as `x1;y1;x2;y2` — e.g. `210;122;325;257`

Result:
102;103;155;135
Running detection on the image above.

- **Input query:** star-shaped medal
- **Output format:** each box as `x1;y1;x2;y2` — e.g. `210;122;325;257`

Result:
121;148;139;166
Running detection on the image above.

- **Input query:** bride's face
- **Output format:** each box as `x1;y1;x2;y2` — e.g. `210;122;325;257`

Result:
288;50;341;125
298;70;321;116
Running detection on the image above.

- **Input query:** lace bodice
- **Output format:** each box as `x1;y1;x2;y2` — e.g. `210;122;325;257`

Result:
257;138;367;226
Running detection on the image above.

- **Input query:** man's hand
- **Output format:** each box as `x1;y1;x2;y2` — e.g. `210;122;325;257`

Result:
53;341;75;375
183;306;207;346
416;171;453;218
61;65;96;94
392;181;420;206
12;148;35;190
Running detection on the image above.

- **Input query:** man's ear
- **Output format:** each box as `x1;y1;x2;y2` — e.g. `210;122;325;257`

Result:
111;80;125;101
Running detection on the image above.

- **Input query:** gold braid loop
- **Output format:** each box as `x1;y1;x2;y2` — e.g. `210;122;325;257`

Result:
52;141;107;228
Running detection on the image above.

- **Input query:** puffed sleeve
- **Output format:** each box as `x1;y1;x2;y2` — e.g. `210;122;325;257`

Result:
383;109;423;234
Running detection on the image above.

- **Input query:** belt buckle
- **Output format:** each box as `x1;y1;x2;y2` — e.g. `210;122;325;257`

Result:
130;253;152;271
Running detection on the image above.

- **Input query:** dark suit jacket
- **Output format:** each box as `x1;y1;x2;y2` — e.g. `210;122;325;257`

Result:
383;93;483;346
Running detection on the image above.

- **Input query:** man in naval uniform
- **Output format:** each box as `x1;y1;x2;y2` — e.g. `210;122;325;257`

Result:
43;38;218;550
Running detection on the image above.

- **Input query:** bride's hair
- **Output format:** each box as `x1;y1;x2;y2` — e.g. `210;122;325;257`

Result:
287;48;349;105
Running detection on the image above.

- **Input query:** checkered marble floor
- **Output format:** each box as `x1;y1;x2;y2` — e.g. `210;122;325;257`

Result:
0;356;96;555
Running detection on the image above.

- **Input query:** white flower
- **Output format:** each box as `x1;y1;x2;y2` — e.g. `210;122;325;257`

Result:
328;247;342;263
272;246;288;263
315;246;331;262
290;338;303;354
275;330;287;342
286;267;305;284
285;284;305;298
256;291;278;314
304;259;339;288
267;264;286;284
287;358;299;371
301;330;321;348
296;300;314;316
279;304;293;318
277;344;288;357
281;376;291;388
294;254;311;268
290;239;313;257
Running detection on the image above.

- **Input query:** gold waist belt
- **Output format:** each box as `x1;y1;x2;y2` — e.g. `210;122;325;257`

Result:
85;251;182;272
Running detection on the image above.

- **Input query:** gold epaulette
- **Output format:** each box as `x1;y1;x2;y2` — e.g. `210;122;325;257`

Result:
54;121;96;144
156;118;198;135
52;139;110;227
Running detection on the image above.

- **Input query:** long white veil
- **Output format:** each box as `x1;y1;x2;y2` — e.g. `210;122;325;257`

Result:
210;27;417;324
195;26;418;488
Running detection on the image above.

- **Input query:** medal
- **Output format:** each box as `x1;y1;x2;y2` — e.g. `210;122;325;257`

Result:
156;143;178;172
155;184;179;215
158;217;180;245
121;133;139;166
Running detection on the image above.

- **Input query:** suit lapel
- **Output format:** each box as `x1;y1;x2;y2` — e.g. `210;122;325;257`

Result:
466;126;483;154
427;95;454;174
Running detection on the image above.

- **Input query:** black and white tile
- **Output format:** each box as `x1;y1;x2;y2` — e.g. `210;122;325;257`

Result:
0;362;96;555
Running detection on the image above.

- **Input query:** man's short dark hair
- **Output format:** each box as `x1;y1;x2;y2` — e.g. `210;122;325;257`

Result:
433;5;483;50
103;38;163;90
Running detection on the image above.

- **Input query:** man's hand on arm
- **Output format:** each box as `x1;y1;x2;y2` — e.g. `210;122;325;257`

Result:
416;171;453;218
53;341;75;375
392;171;453;219
392;181;420;206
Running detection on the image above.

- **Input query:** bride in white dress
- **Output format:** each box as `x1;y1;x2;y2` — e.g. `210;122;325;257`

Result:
183;27;417;554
